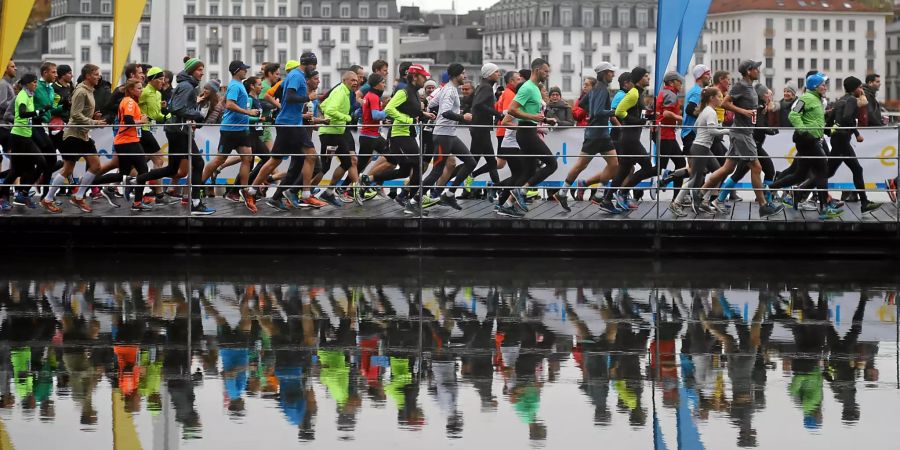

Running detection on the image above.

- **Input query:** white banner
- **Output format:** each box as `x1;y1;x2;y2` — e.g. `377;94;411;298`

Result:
14;126;899;189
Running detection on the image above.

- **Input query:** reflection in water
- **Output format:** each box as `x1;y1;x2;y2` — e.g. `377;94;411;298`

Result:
0;258;898;449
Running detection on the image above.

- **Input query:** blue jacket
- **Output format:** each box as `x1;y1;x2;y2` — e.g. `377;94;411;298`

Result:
583;80;614;140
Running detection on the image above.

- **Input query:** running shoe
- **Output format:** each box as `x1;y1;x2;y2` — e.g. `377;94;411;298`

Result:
572;180;587;201
421;194;440;209
862;201;884;214
363;189;379;201
40;199;61;214
284;191;301;209
681;195;693;206
514;189;529;212
486;186;498;203
241;189;258;214
668;202;687;217
69;197;92;213
337;190;354;203
266;198;289;212
658;169;672;192
352;184;364;206
191;201;215;215
0;199;10;211
886;178;897;203
142;195;157;206
525;189;540;199
320;191;343;207
300;196;327;208
819;206;844;220
105;185;123;198
759;202;784;218
551;191;571;212
496;204;525;218
224;190;242;203
625;196;639;210
464;176;473;193
798;200;818;211
360;174;373;186
614;193;629;210
131;201;153;212
781;193;795;208
827;198;844;209
403;199;429;216
595;198;622;214
90;187;103;199
710;199;731;214
440;193;462;211
100;186;121;207
696;201;716;215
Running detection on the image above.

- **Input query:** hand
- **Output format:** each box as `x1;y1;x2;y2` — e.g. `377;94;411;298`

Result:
740;108;754;118
303;112;313;120
274;100;282;109
535;113;546;123
92;111;103;120
856;134;865;143
160;101;167;109
463;113;472;122
93;119;107;125
544;117;557;126
321;118;330;124
422;112;436;120
249;109;260;117
197;92;208;102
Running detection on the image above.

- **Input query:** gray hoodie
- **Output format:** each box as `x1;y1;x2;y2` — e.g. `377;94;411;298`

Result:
167;71;206;134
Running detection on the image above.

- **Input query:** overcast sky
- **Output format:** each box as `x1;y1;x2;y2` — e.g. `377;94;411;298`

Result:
397;0;491;13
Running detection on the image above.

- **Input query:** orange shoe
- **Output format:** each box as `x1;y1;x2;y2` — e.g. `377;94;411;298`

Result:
69;197;92;213
242;189;258;213
301;197;327;208
40;199;61;214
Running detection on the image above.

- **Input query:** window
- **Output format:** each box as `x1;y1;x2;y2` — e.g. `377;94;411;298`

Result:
232;3;241;16
785;18;792;31
102;71;110;81
232;26;241;42
278;5;287;16
867;58;874;71
341;49;350;66
81;24;90;40
600;9;612;28
340;2;350;18
101;46;111;63
187;26;196;41
233;49;242;61
278;27;287;43
360;49;369;65
378;3;388;18
301;2;312;17
584;53;592;67
849;40;855;52
798;58;805;70
255;49;264;65
798;18;805;32
823;39;830;51
849;59;855;71
602;31;610;46
141;48;149;62
81;46;90;62
254;26;265;40
563;76;572;92
636;9;648;28
811;19;817;32
322;50;331;66
187;2;196;15
811;39;817;51
80;0;90;13
210;48;219;64
639;32;647;47
563;31;571;45
210;2;219;15
101;24;111;37
638;54;647;67
256;5;264;16
824;20;830;32
186;48;196;58
563;53;571;67
766;18;773;29
811;58;817;69
341;28;350;43
322;2;331;17
378;27;387;44
583;9;594;28
785;38;792;51
848;20;855;32
541;9;551;26
867;20;874;33
836;58;842;71
100;0;111;14
823;59;830;71
322;73;331;88
602;53;611;63
837;20;843;32
618;9;630;28
834;78;842;91
766;38;773;48
561;8;572;27
322;28;331;41
303;28;311;42
766;57;773;68
379;49;387;61
798;39;805;51
359;3;369;18
836;39;843;51
785;58;792;70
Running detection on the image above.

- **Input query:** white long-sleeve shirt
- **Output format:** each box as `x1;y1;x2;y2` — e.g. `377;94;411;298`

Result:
429;83;463;136
692;105;730;149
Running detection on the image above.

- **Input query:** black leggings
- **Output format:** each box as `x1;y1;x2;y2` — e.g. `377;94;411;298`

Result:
728;141;776;183
374;136;421;194
136;132;204;200
686;143;721;203
608;127;653;199
770;134;827;207
1;135;42;197
658;139;686;197
516;127;557;187
469;127;500;183
497;146;529;205
358;135;387;173
320;133;352;174
94;142;149;185
32;126;57;194
422;135;476;193
798;132;867;203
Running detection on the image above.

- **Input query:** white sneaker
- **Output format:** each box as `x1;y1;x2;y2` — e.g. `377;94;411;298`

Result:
798;200;818;211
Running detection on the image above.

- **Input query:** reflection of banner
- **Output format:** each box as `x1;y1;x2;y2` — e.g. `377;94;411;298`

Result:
112;0;148;87
78;126;900;189
0;0;38;74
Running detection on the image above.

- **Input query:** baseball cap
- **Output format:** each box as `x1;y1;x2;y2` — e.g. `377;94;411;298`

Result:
738;60;762;75
285;60;300;71
146;67;164;81
663;71;683;83
407;64;431;78
692;64;711;80
229;60;250;75
593;62;616;73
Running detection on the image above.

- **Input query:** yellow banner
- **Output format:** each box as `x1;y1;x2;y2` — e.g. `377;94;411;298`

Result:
112;0;148;88
0;0;38;75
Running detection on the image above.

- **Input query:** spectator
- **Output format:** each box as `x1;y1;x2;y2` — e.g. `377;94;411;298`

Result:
862;74;885;126
572;77;596;126
545;86;575;126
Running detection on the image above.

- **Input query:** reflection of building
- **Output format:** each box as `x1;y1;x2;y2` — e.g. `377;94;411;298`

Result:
706;0;891;101
399;7;484;83
482;0;663;98
43;0;402;88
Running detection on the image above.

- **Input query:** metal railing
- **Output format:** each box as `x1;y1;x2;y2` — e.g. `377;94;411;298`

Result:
0;121;898;224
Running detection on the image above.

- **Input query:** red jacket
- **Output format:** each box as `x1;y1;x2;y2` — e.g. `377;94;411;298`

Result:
572;94;589;126
361;90;385;138
655;85;681;141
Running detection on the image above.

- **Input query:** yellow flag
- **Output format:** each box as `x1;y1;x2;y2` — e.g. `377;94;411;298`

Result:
0;0;38;75
112;0;148;88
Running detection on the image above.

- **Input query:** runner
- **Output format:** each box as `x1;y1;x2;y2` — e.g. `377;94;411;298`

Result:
602;67;653;211
318;70;362;208
681;65;711;157
563;62;619;209
508;59;565;211
110;79;152;211
357;73;389;198
469;63;505;198
652;71;688;199
137;67;169;202
0;74;44;210
31;62;62;200
43;64;108;213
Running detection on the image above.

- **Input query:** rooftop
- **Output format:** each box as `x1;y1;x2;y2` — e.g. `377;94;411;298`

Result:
709;0;892;14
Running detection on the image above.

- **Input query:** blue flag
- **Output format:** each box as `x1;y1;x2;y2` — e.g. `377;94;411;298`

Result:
677;0;713;74
655;0;689;94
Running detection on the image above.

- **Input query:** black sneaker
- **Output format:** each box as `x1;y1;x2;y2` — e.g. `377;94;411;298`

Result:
862;201;883;214
552;191;571;212
190;202;216;216
440;193;462;210
101;187;121;208
496;204;525;217
131;201;153;212
595;198;621;214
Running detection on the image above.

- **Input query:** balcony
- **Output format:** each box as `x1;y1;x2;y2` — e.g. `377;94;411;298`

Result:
616;43;633;52
137;36;150;46
866;51;876;59
207;36;222;47
538;41;551;52
764;47;774;57
97;36;112;46
356;39;373;49
561;63;575;73
497;45;505;54
581;42;597;52
764;27;775;38
522;43;532;52
252;38;269;47
509;43;518;52
319;39;336;49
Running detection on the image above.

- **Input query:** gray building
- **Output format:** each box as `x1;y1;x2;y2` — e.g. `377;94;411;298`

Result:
399;7;484;82
887;1;900;107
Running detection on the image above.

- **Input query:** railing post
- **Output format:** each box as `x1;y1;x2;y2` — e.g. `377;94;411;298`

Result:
188;125;194;218
895;125;899;227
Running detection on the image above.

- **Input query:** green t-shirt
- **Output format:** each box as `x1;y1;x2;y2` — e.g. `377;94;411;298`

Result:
512;80;542;125
11;89;35;138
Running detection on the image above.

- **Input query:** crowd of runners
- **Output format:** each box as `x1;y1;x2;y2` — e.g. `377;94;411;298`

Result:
0;55;892;219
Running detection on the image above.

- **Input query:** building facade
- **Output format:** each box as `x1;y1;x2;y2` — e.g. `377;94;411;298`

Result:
399;7;484;84
44;0;401;88
885;0;900;107
706;0;891;101
482;0;670;98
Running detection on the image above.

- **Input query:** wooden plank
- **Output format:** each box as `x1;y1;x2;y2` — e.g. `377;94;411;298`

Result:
731;201;751;221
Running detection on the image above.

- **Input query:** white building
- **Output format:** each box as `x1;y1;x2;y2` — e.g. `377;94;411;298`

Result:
44;0;402;89
885;1;900;105
706;0;891;101
482;0;687;98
